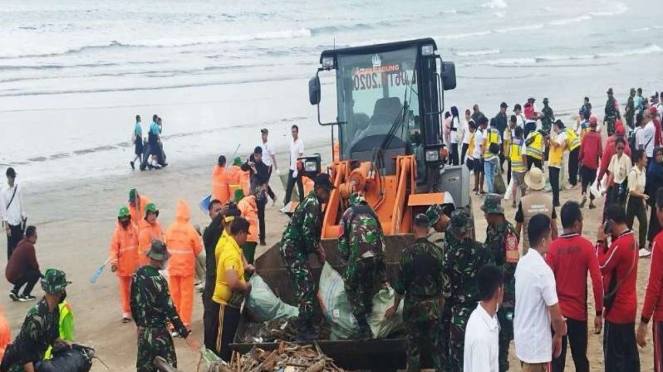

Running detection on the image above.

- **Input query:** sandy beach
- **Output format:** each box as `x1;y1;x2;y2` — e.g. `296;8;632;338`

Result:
0;136;655;371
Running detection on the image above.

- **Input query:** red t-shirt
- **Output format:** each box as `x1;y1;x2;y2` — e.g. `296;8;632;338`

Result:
578;130;603;170
546;233;603;321
597;230;638;324
641;230;663;322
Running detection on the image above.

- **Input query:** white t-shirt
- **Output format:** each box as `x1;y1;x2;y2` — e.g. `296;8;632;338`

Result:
642;121;656;157
555;131;567;148
514;249;558;364
464;303;500;372
450;117;462;144
0;183;26;226
657;103;663;119
260;141;276;167
515;113;526;128
472;129;485;159
289;138;304;171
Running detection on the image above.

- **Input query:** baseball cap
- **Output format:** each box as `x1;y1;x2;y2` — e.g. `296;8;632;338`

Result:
527;97;536;102
500;102;508;108
260;128;269;134
41;269;71;294
514;104;522;110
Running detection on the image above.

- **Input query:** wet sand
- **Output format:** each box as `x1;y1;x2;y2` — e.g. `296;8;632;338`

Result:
0;139;655;371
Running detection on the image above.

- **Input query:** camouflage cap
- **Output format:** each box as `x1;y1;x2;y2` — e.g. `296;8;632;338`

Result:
146;240;171;261
449;208;473;237
425;204;444;227
41;268;71;294
348;192;366;207
480;194;504;215
118;206;130;218
233;157;242;166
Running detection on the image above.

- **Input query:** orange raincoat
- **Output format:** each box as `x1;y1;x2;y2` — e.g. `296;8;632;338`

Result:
138;218;164;267
238;195;258;243
240;169;251;195
212;166;230;205
0;306;9;361
129;195;151;230
228;165;241;196
109;222;139;317
165;200;203;326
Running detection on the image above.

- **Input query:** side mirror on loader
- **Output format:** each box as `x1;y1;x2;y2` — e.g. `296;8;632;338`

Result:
441;61;456;91
309;76;321;105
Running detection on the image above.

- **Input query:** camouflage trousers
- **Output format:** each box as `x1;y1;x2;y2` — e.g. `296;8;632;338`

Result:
344;256;385;321
448;304;472;372
497;307;514;372
405;298;443;372
279;241;316;323
438;303;451;372
136;326;176;372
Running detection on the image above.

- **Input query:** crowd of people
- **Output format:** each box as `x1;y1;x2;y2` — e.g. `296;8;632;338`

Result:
2;88;663;372
446;90;663;258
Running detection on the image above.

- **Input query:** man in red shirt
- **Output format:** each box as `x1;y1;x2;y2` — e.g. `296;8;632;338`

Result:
578;116;603;209
5;226;41;302
637;189;663;371
546;201;603;372
597;204;640;372
597;123;632;183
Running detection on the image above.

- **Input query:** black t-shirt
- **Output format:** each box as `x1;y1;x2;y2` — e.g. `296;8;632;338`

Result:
515;201;557;223
202;213;224;281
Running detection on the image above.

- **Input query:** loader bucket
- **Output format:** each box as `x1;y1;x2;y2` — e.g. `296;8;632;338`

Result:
254;235;414;305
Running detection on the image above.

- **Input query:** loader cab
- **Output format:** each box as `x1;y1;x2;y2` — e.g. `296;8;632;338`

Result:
309;38;456;190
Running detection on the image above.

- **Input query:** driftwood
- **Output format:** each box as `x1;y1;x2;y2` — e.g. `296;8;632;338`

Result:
204;342;348;372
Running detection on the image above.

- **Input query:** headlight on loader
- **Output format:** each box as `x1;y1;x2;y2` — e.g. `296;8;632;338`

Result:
425;149;440;162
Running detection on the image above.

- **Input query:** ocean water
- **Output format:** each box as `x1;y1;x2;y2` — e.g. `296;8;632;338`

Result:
0;0;661;187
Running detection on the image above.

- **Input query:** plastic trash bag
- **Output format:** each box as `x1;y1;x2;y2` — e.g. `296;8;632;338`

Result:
318;263;404;340
246;275;298;322
317;263;357;340
36;346;93;372
368;285;404;339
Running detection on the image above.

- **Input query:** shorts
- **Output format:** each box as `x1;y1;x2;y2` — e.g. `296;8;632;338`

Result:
512;171;526;187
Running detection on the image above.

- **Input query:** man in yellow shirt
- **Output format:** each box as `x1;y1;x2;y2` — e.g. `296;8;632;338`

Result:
212;217;252;361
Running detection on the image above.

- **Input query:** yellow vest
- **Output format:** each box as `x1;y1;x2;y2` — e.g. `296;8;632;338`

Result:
504;130;513;157
549;139;564;167
526;132;544;160
467;132;476;159
483;129;501;159
510;139;526;172
565;128;580;151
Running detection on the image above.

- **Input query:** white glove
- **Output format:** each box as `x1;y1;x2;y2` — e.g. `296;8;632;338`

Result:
292;170;298;178
275;168;282;176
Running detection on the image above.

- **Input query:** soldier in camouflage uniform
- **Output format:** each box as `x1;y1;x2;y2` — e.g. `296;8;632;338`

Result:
425;204;453;247
131;240;200;372
443;209;494;372
605;88;621;136
338;193;386;339
0;269;70;372
625;88;636;130
279;174;335;340
387;214;445;372
426;203;454;371
541;98;555;134
481;194;519;372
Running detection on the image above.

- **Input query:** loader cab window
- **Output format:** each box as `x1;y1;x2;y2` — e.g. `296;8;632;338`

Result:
335;48;420;169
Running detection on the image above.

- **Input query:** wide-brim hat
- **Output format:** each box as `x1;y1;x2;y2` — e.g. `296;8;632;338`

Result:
525;167;546;190
480;194;505;215
146;240;171;261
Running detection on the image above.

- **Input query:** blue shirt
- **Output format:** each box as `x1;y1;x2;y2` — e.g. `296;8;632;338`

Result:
134;122;142;136
150;122;160;135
